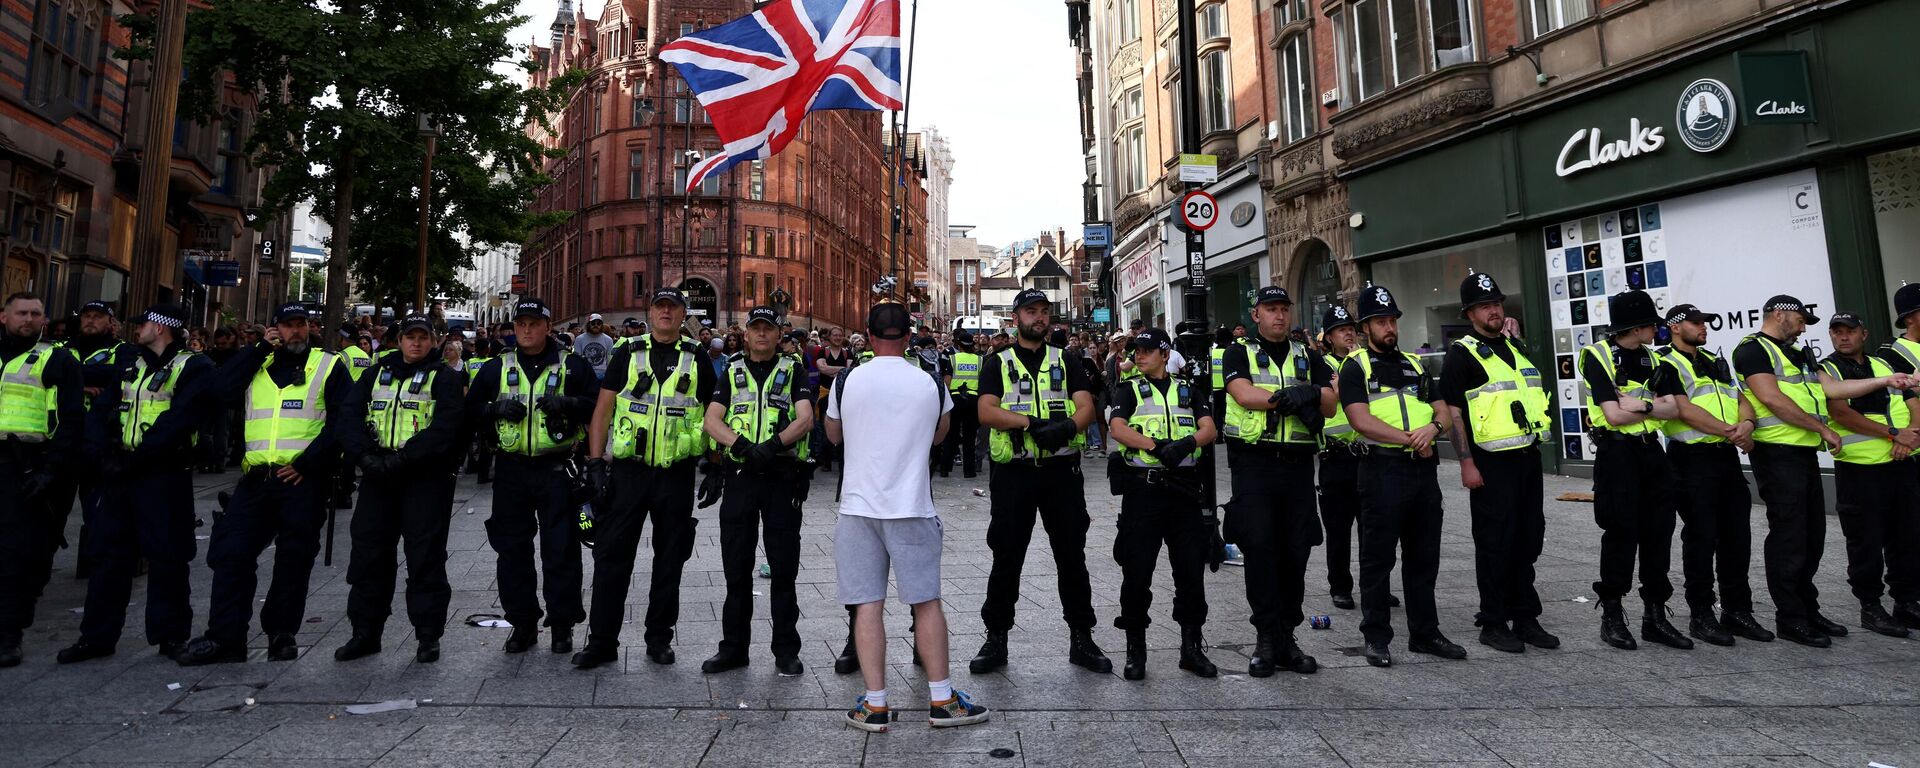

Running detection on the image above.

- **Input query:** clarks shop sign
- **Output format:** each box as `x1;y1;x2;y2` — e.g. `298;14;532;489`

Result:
1737;51;1817;125
1554;78;1739;178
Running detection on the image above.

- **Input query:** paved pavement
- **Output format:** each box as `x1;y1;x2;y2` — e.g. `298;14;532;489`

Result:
3;459;1918;767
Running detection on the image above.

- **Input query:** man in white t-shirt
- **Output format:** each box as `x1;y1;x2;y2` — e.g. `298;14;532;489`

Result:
826;301;990;732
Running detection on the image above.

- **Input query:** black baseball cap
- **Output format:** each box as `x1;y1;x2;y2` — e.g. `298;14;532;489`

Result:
141;303;187;330
623;317;643;328
867;301;912;340
513;298;552;320
1253;286;1292;306
954;329;975;344
1763;295;1820;324
79;300;114;318
1013;289;1051;310
1128;327;1174;352
396;314;434;334
1664;304;1717;326
272;302;310;324
746;307;779;327
652;288;688;307
1828;311;1865;329
915;335;936;347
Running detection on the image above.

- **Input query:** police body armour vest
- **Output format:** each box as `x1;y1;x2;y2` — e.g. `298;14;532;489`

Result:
1822;354;1910;465
1580;342;1658;436
368;365;438;450
119;350;197;450
1656;347;1740;444
1453;335;1550;452
1352;349;1434;446
242;348;337;469
989;345;1084;463
1119;376;1199;468
1737;334;1827;448
609;338;705;466
0;342;59;442
1322;349;1358;444
723;356;809;463
1221;340;1316;447
950;352;982;394
493;350;580;457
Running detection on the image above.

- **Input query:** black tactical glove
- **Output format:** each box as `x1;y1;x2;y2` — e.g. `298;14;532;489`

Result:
1150;436;1197;467
584;457;611;506
748;438;783;469
1267;384;1320;416
359;452;404;477
535;395;578;417
1027;416;1078;452
20;467;54;500
491;400;528;422
1203;512;1225;573
697;460;728;509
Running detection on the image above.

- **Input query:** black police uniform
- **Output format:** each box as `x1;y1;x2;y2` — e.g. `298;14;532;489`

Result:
1651;345;1758;624
913;343;952;473
1821;351;1920;623
336;346;468;655
939;338;982;477
1581;328;1682;647
1316;307;1362;606
1732;331;1831;635
708;350;812;669
0;333;84;666
64;329;135;577
1109;372;1212;634
1440;334;1545;630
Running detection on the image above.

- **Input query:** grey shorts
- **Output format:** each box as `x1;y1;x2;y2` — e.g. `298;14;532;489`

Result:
835;514;943;606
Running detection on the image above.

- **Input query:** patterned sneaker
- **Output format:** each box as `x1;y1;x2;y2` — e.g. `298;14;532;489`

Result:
929;690;990;728
845;697;895;733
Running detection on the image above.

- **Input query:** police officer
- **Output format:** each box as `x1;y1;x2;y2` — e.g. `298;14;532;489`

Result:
940;330;983;478
692;306;813;675
0;291;84;667
333;315;467;664
913;335;952;474
1733;295;1903;646
1221;285;1335;677
1819;312;1920;638
466;298;599;654
177;302;353;665
1107;326;1218;680
1339;285;1465;667
57;304;209;664
339;322;375;379
463;338;495;481
1440;272;1561;654
970;288;1110;674
1580;290;1688;650
1875;283;1920;632
62;299;133;579
1317;303;1363;610
1651;304;1769;646
572;288;714;668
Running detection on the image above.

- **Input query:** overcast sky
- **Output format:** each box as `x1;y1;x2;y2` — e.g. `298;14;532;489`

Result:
506;0;1083;249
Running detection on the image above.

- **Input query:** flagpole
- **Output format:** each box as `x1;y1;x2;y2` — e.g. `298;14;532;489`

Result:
886;0;919;302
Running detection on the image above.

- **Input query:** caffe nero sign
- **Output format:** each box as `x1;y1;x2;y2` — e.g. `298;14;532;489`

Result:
1555;78;1739;178
1737;51;1817;125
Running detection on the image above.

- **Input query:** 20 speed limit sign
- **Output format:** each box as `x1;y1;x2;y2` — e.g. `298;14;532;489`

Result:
1178;190;1219;231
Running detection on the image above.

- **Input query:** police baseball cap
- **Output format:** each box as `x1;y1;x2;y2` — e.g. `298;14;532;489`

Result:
954;329;975;344
140;303;187;330
79;300;114;318
915;335;936;347
1664;303;1717;327
1128;327;1175;352
1253;286;1293;306
396;314;434;334
513;298;552;320
1828;311;1866;329
1013;289;1051;310
746;307;779;327
623;317;643;328
867;301;912;340
272;302;311;324
651;288;687;307
1763;295;1820;324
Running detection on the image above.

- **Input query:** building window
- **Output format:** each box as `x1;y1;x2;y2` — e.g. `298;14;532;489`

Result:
588;153;599;205
796;165;805;203
1279;36;1312;143
1199;2;1227;40
1530;0;1590;38
749;160;764;200
678;22;694;38
591;88;602;134
24;0;101;114
628;150;645;198
700;168;721;196
1117;0;1139;42
1200;50;1232;134
1388;0;1421;86
764;227;777;257
762;273;774;302
700;227;717;247
1347;0;1386;101
745;273;756;307
1032;277;1059;290
1276;0;1309;24
212;114;242;195
1430;0;1474;68
1340;0;1479;104
745;226;757;254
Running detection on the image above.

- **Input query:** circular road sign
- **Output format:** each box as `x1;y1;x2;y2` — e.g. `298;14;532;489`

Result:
1179;190;1219;231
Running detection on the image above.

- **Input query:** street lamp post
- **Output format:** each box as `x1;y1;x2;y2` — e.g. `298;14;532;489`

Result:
414;113;440;314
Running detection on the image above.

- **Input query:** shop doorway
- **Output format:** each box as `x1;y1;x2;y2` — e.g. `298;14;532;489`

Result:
1295;239;1340;332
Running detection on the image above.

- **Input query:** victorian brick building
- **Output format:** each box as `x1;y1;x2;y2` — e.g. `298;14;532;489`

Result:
522;0;925;331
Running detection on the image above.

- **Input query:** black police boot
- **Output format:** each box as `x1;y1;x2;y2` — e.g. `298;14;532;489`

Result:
267;633;300;661
1776;622;1831;648
1364;641;1392;668
333;632;382;662
1274;633;1318;674
645;644;676;665
1641;604;1693;650
1409;633;1468;660
174;637;247;667
1688;613;1735;647
571;642;618;669
503;626;538;654
833;630;860;674
1177;626;1217;679
1723;611;1775;642
701;649;749;674
1122;628;1147;681
56;640;115;665
1513;617;1562;650
1067;628;1112;673
1388;593;1401;608
415;638;441;664
1599;599;1638;650
1247;632;1277;678
550;625;574;654
1479;622;1524;653
1330;593;1356;611
1861;602;1911;639
1810;612;1850;638
968;630;1008;674
1895;601;1920;630
0;630;22;668
774;656;805;676
157;640;187;660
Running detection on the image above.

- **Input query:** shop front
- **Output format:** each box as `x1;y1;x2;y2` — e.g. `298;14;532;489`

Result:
1344;0;1920;471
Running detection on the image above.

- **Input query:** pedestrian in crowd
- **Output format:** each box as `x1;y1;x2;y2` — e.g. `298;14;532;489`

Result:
333;315;466;664
1220;285;1333;677
466;298;598;654
1316;303;1365;610
1441;271;1561;654
969;288;1110;675
815;327;854;475
177;302;352;666
1819;311;1920;638
573;289;714;668
1106;326;1219;680
1652;304;1771;646
828;301;989;732
0;292;85;668
442;338;465;374
1339;286;1464;667
573;314;616;380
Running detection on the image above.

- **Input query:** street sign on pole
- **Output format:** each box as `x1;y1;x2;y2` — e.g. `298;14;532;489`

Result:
1092;307;1111;323
1178;153;1219;183
1178;190;1219;231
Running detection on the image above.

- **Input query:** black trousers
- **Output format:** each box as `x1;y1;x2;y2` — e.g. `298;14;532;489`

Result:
1834;461;1920;605
1591;436;1676;604
1225;449;1320;635
1317;450;1360;597
718;462;801;658
200;409;231;468
488;455;585;630
1467;445;1545;625
0;460;67;633
79;468;196;647
586;459;695;649
204;471;328;647
345;469;455;639
938;394;981;474
1357;452;1443;646
1749;443;1825;627
1669;441;1754;613
981;460;1096;631
1112;482;1209;630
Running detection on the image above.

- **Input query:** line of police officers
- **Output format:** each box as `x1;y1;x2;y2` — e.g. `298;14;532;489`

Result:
6;273;1919;673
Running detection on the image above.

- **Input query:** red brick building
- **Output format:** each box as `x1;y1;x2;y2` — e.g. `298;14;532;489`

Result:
522;0;925;331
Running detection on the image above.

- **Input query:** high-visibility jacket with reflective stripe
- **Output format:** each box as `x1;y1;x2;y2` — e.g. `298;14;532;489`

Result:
1322;349;1358;444
0;342;58;441
119;350;197;450
494;350;581;457
340;345;374;381
1736;334;1827;448
368;366;439;450
988;345;1084;462
1580;342;1658;436
1655;347;1740;444
608;338;705;466
1453;335;1550;452
721;356;808;462
242;349;338;469
1821;355;1910;465
950;352;982;394
1884;336;1920;374
1221;341;1316;447
1350;349;1434;446
1117;376;1198;468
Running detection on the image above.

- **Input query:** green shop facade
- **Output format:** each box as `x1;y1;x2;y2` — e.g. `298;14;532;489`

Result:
1343;0;1920;474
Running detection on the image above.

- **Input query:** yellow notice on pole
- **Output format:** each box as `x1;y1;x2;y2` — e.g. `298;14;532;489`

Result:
1177;154;1218;183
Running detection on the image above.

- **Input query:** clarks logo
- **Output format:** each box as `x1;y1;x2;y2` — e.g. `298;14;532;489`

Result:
1754;100;1807;117
1555;118;1666;178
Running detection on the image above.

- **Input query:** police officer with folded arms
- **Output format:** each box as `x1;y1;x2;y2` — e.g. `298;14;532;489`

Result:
60;300;132;579
56;304;209;664
1818;311;1920;637
466;298;599;655
1316;303;1364;611
1220;285;1335;677
1440;272;1561;655
1650;304;1769;646
177;302;352;665
969;288;1110;674
0;291;84;668
1106;326;1218;680
1337;287;1464;668
333;315;467;664
573;288;714;668
940;330;983;479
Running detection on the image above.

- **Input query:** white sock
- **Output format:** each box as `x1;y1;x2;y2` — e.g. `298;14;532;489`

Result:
865;689;887;709
928;679;953;702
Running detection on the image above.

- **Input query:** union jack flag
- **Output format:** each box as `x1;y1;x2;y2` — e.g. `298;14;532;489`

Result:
659;0;903;193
